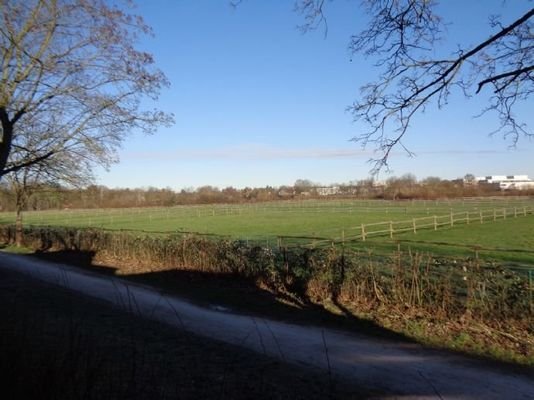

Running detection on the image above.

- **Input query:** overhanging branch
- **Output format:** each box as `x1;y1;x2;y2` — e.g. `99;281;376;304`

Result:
2;151;55;175
476;65;534;93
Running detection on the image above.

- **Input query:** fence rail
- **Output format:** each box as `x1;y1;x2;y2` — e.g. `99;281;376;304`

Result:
277;205;534;247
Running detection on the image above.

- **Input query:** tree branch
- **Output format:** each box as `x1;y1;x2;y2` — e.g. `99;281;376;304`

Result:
476;65;534;94
3;151;55;176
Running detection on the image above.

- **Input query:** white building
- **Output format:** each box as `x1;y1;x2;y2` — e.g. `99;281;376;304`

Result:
475;175;534;190
316;186;341;196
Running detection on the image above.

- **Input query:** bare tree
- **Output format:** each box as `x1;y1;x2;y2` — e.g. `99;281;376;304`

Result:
0;0;173;178
296;1;534;172
7;133;93;247
8;148;91;246
9;166;44;247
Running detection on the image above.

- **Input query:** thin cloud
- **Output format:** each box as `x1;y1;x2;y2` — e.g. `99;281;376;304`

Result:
125;145;371;160
415;149;510;155
124;144;513;161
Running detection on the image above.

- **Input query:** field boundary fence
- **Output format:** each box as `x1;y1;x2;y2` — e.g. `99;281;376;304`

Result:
13;196;534;221
277;205;534;248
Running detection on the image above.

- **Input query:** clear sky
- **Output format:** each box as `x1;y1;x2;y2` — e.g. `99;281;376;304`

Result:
95;0;534;190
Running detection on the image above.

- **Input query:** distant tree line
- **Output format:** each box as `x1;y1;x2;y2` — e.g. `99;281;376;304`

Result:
0;174;531;212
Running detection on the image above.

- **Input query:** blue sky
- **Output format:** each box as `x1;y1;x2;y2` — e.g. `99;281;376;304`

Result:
96;0;534;189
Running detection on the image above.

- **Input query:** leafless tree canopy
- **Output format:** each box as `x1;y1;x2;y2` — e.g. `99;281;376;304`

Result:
0;0;173;179
296;1;534;172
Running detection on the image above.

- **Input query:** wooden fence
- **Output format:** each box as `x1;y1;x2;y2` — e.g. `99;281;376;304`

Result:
279;205;534;247
354;205;533;242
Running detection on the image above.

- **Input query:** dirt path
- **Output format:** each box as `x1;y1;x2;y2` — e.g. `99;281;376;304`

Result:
0;252;532;399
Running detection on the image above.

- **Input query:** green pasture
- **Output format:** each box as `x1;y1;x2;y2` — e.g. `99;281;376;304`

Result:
1;198;531;236
353;216;534;267
1;198;533;267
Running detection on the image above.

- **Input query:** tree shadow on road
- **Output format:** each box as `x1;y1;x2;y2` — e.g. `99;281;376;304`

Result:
24;248;534;378
27;249;411;343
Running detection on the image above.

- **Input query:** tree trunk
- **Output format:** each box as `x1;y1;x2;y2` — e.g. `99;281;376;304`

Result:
0;108;14;178
15;205;23;247
14;184;28;248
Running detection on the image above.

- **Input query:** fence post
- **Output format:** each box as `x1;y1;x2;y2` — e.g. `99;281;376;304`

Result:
493;208;496;221
450;212;454;227
503;207;506;220
389;221;393;238
479;210;483;224
433;215;437;231
341;229;345;244
412;218;416;234
361;224;366;241
466;211;470;224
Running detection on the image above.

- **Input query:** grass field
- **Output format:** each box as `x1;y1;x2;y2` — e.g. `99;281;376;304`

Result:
1;197;533;267
360;216;534;267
